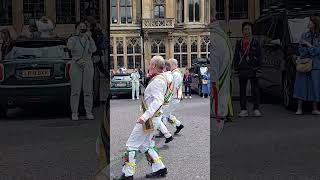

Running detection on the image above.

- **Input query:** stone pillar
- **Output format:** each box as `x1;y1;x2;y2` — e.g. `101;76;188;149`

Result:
201;0;205;23
166;0;175;18
142;0;152;19
132;0;137;23
100;0;108;30
45;0;56;22
184;0;189;23
75;0;81;22
124;36;128;68
168;32;174;59
12;0;24;36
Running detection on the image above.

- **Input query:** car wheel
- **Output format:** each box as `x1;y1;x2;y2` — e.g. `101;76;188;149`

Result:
282;72;296;110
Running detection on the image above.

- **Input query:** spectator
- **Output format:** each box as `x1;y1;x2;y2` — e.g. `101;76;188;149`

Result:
0;29;12;60
138;67;144;86
131;68;140;100
294;16;320;115
201;71;210;98
67;21;97;121
234;22;263;117
35;16;55;38
183;69;192;98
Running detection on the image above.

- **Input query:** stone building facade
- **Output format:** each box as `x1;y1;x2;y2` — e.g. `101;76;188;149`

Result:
110;0;211;73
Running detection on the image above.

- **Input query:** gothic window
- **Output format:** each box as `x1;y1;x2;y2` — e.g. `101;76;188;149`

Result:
151;39;166;60
116;38;124;68
56;0;76;24
200;36;210;59
191;37;198;64
0;0;12;25
189;0;200;22
127;38;142;69
80;0;100;22
154;0;165;18
229;0;248;19
174;37;188;68
23;0;45;24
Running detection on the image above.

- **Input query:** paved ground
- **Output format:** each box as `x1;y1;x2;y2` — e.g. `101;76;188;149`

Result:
213;101;320;180
0;77;108;180
110;96;210;180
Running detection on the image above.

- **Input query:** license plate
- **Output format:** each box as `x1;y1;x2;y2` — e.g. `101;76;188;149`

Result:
116;83;126;87
21;69;50;78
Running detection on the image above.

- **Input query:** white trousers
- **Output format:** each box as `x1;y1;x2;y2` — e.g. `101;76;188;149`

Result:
162;99;182;128
132;81;140;99
70;60;94;114
123;116;165;176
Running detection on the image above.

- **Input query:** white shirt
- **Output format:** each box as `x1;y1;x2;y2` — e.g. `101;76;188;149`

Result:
131;71;140;82
142;74;167;121
36;20;54;38
172;69;183;99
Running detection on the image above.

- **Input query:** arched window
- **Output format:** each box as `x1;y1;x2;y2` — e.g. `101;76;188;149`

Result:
80;0;100;22
23;0;45;24
151;39;166;60
191;37;198;64
56;0;76;24
154;0;165;18
174;37;188;68
116;38;124;68
127;38;142;69
0;0;12;25
200;36;210;59
189;0;200;22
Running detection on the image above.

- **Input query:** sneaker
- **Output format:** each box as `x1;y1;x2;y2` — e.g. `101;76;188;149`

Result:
296;110;303;115
312;110;320;115
253;110;262;117
184;96;188;99
189;96;192;99
71;113;79;121
146;168;167;178
137;97;139;100
86;113;95;120
174;124;184;134
165;136;174;143
132;98;135;100
238;110;249;117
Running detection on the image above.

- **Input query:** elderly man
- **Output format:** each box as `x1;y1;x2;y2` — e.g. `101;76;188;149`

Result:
114;56;168;180
211;11;234;132
161;58;184;134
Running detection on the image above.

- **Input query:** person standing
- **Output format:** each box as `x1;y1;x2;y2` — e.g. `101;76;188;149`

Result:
131;68;140;100
202;71;210;98
183;69;192;98
67;22;97;121
114;56;168;180
234;22;263;117
211;5;234;134
294;16;320;115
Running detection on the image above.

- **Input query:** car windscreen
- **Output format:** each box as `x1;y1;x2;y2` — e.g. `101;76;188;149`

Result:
112;75;131;81
5;45;67;60
288;17;309;43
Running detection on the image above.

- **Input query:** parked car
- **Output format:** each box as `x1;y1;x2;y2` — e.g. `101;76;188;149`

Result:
0;37;101;117
110;73;132;97
254;8;320;109
189;58;209;96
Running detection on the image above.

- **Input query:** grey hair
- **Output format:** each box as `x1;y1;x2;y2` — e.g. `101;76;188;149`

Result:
150;56;165;71
164;60;171;71
168;58;178;66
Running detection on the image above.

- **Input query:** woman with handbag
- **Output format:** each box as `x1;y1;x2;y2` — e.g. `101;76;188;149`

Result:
294;16;320;115
202;71;210;98
234;22;263;117
67;22;97;121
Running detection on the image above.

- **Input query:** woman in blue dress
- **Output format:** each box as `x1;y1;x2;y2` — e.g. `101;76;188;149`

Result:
202;71;210;98
294;16;320;115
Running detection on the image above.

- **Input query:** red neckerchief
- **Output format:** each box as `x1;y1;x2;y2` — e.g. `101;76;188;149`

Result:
149;72;161;79
242;37;250;56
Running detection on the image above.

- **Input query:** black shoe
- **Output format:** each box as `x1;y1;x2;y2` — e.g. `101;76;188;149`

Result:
155;131;164;138
113;174;133;180
146;168;167;178
165;136;173;143
174;125;184;135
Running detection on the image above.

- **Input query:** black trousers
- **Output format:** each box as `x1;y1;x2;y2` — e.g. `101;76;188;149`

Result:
239;76;260;110
185;84;191;96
